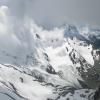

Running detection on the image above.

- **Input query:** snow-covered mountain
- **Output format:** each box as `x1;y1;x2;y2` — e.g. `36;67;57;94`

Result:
0;4;100;100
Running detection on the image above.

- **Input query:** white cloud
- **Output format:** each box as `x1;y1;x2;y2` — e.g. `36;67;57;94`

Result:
0;6;8;35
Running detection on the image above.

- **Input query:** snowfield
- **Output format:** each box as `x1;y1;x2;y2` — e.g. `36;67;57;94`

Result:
0;64;95;100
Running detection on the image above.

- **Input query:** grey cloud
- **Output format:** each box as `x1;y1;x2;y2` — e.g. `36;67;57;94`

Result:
2;0;100;29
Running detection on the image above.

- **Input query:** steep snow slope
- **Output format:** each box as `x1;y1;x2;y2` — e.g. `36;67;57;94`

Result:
0;4;100;100
0;64;53;100
0;64;95;100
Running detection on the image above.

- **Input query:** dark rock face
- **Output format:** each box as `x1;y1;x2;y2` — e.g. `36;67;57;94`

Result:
46;64;57;74
88;35;100;49
36;34;41;39
77;79;89;88
64;25;88;42
94;87;100;100
43;53;50;61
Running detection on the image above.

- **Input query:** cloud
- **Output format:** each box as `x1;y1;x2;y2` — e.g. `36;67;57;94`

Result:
0;6;9;35
0;5;36;64
1;0;100;29
0;3;66;66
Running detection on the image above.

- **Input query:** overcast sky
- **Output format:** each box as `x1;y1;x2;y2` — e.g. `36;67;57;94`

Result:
2;0;100;29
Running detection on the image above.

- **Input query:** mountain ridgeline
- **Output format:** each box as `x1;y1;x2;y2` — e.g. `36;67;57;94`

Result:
0;7;100;99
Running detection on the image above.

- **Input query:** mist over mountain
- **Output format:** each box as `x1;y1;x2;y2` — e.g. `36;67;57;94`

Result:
0;0;100;100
